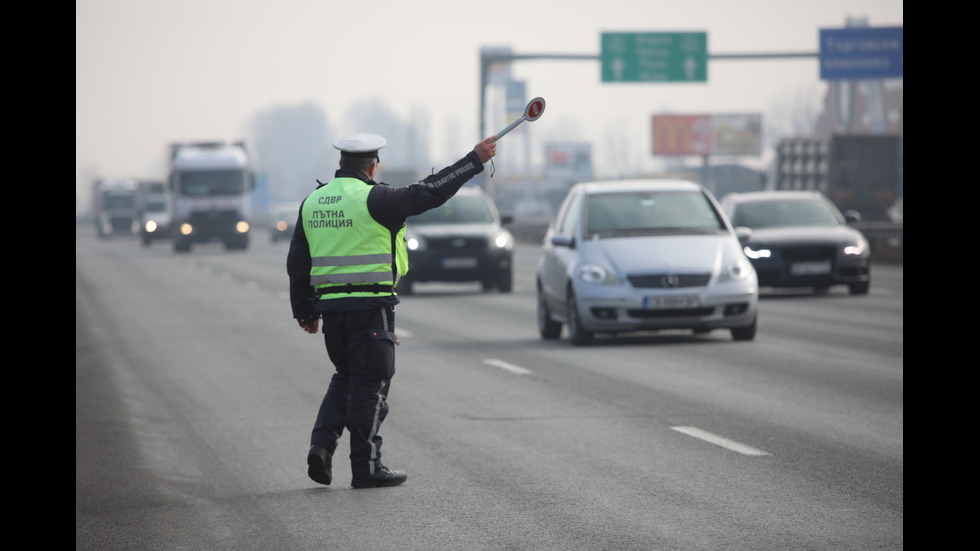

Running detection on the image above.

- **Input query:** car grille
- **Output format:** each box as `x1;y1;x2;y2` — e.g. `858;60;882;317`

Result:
189;209;240;232
781;245;836;262
627;273;712;289
109;217;132;232
426;237;488;250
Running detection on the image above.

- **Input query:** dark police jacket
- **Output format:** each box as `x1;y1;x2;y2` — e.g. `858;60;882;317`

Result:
287;150;486;325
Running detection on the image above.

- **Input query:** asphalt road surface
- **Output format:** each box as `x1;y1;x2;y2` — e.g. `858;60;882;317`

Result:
76;225;903;551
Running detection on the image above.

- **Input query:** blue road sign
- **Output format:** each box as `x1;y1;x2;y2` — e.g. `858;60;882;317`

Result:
820;26;903;80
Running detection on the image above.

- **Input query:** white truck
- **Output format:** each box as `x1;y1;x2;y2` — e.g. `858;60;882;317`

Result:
93;178;139;239
136;179;172;246
167;141;255;252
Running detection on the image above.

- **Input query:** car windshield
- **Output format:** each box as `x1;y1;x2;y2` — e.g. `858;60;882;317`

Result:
144;200;167;213
103;194;135;209
585;190;723;235
412;195;494;225
177;169;247;196
733;199;841;228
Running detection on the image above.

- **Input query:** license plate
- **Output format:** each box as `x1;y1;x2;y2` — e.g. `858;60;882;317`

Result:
790;260;831;275
442;257;477;269
644;295;700;309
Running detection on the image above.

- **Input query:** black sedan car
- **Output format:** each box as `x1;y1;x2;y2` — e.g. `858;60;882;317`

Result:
268;202;300;243
720;190;870;295
399;186;514;295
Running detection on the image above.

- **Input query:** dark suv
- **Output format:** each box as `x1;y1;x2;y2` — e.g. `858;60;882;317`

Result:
399;186;514;295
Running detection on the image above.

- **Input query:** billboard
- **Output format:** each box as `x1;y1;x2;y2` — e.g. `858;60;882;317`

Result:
652;114;762;156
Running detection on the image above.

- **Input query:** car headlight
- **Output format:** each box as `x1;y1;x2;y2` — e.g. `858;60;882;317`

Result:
742;244;771;259
576;263;620;285
144;220;158;233
406;234;426;252
492;230;514;250
718;257;754;282
843;237;868;256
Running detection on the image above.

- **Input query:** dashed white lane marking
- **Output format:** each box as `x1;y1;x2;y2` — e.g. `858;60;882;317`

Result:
671;426;770;456
483;358;532;375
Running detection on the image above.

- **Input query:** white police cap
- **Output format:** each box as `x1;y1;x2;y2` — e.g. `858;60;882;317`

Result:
332;133;387;157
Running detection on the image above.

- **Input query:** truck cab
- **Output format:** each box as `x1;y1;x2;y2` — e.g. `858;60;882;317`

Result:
93;178;139;239
168;141;255;252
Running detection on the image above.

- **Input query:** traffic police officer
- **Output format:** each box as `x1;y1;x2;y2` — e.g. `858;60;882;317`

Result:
287;132;497;488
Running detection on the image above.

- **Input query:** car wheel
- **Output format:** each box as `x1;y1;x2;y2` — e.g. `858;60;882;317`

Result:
567;287;594;346
537;286;561;340
497;271;513;293
224;235;249;251
848;281;870;295
730;314;757;341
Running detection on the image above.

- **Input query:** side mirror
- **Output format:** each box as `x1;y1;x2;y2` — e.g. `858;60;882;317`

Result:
843;209;861;223
549;234;574;248
500;214;514;226
734;226;753;245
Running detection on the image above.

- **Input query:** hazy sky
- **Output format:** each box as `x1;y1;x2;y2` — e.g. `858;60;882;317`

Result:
76;0;902;203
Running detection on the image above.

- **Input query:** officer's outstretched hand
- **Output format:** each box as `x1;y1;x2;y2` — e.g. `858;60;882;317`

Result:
474;135;498;164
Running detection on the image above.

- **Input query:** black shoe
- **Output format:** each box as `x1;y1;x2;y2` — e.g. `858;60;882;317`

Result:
351;466;407;489
307;445;332;486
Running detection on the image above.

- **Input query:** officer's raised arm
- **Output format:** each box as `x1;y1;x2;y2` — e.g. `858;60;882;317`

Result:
474;135;498;164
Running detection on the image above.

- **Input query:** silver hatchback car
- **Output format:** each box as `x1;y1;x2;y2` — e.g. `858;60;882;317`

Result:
536;179;759;345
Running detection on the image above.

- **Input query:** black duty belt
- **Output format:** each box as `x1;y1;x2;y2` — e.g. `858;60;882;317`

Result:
317;283;394;296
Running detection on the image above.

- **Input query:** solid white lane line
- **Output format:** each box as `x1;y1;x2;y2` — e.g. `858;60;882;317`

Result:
483;358;532;375
671;426;770;456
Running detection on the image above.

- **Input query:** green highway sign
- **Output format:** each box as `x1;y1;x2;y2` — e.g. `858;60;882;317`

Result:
601;32;708;82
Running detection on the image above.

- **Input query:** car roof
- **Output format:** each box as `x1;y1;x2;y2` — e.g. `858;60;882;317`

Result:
574;179;704;194
723;190;827;203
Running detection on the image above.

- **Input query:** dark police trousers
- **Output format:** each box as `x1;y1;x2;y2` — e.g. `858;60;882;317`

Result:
311;306;397;479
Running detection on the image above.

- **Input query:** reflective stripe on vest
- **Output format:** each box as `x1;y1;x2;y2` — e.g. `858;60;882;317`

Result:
302;178;398;298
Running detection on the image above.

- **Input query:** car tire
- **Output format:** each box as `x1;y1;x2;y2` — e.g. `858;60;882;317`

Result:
730;314;757;341
537;286;561;340
567;287;594;346
174;237;191;253
225;235;248;251
497;271;513;293
848;281;870;295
